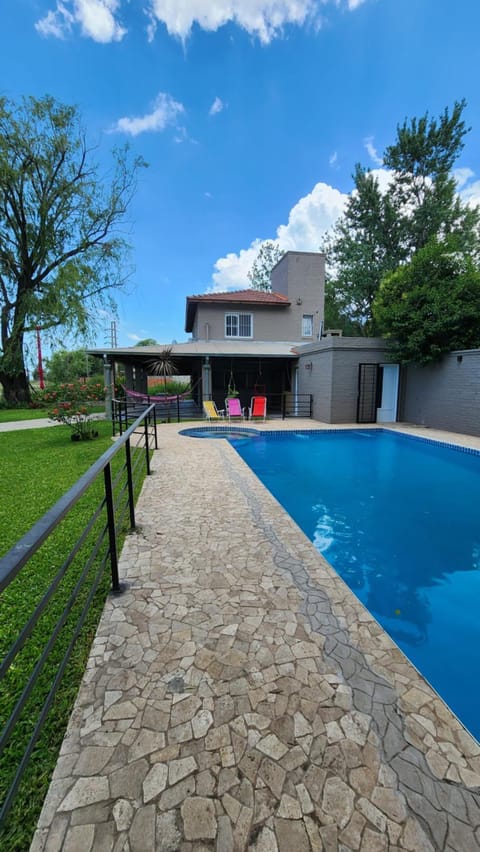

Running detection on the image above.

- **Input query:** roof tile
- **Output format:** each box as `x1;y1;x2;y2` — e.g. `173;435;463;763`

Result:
187;289;290;304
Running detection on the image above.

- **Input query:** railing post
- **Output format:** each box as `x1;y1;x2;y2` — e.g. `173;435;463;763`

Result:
125;439;136;530
144;418;151;475
177;394;180;423
153;405;158;449
309;394;313;418
282;393;286;420
103;462;120;592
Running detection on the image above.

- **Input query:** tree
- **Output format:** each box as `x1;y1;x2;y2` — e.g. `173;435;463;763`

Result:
135;338;158;347
0;95;146;403
44;349;99;384
383;100;478;256
329;100;479;334
373;237;480;364
247;241;285;291
326;167;404;334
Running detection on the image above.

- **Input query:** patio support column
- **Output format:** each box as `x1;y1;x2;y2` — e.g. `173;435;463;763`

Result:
103;355;113;420
202;356;212;401
124;363;135;389
293;364;299;416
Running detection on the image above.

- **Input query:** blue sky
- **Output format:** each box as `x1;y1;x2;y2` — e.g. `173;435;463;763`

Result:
3;0;480;349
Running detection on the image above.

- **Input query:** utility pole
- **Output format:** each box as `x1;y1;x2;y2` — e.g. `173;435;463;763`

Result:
36;327;45;389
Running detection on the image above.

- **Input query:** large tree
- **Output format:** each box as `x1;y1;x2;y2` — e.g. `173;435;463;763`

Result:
383;100;478;256
328;100;479;334
44;348;99;383
0;95;146;403
247;241;285;291
326;166;404;334
373;236;480;364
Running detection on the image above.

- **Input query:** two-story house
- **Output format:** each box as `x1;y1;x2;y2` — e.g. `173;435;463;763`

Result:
93;249;393;423
97;251;326;412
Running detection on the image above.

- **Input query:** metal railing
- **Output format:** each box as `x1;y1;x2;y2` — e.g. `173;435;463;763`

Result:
278;392;313;419
0;405;157;829
112;395;200;432
207;392;314;420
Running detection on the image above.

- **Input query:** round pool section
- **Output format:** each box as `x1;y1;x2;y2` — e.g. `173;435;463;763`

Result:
180;426;260;440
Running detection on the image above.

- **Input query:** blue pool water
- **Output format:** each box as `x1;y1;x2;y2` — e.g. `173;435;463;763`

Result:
181;427;260;440
232;429;480;740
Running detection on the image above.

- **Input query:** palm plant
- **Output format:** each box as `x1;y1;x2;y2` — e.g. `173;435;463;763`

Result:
147;347;178;394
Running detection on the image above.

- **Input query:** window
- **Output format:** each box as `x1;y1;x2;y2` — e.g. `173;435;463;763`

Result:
302;314;313;337
225;313;253;338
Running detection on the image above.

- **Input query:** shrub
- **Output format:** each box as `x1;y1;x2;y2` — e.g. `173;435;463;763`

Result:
47;381;105;440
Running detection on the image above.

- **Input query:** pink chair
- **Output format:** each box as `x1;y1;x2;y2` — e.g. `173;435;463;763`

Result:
225;397;245;421
249;396;267;422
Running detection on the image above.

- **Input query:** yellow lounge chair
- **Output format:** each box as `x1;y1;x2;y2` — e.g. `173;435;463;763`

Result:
203;400;224;420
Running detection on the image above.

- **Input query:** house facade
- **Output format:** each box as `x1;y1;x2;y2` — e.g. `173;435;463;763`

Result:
92;246;480;434
95;251;328;414
186;250;325;345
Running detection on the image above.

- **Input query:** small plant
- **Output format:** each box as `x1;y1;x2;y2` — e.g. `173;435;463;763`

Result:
48;381;104;440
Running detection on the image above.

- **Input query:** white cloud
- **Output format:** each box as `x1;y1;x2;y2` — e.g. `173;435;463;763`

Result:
364;136;383;167
37;0;370;43
276;182;347;249
211;242;263;292
459;179;480;209
147;0;317;43
111;92;185;136
209;97;225;116
369;167;394;193
209;163;480;293
210;181;348;292
36;0;126;42
35;4;74;38
453;167;475;189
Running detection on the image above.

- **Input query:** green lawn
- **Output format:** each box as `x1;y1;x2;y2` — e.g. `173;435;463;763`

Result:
0;408;50;422
0;421;147;850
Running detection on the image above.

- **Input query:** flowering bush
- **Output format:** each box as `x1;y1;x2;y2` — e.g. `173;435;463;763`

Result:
48;381;105;440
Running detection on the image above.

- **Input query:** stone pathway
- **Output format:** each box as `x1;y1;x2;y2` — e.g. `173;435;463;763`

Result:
31;423;480;851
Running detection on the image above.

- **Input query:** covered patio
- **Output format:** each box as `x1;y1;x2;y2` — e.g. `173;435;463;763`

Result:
91;341;301;417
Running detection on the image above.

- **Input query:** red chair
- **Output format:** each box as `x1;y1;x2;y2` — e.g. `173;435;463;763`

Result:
249;396;267;422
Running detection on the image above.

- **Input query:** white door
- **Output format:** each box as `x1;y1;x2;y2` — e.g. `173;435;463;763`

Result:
376;364;399;423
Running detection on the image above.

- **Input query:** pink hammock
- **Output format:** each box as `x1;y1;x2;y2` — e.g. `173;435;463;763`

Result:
123;386;192;405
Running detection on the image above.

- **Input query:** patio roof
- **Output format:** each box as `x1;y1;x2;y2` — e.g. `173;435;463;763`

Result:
90;340;301;361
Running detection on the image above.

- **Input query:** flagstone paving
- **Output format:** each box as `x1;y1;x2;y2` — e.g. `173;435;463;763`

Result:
31;422;480;851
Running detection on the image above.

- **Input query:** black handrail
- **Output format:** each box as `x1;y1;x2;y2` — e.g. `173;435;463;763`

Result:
0;404;157;829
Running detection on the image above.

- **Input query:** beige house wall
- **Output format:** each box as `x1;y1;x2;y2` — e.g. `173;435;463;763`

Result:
297;337;390;423
271;251;325;342
190;251;325;344
191;303;292;342
401;349;480;437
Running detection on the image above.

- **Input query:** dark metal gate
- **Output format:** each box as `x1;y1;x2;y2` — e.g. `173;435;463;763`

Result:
357;363;380;423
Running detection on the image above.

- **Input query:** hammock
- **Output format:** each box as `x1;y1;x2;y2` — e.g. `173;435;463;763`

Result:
123;386;192;405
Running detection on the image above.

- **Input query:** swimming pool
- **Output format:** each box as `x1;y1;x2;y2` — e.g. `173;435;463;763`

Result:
232;428;480;741
180;426;260;440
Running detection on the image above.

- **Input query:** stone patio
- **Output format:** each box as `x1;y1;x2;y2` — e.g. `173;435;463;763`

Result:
30;421;480;851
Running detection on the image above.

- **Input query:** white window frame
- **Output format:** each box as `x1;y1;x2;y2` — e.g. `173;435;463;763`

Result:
225;312;253;339
302;314;314;337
